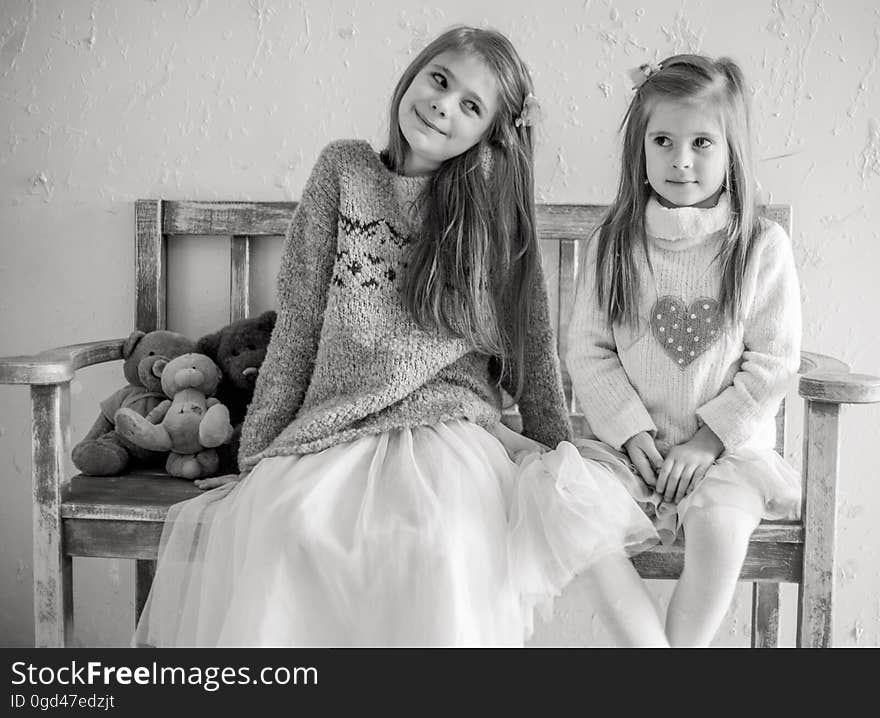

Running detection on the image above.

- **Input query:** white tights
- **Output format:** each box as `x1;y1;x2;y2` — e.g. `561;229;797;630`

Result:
582;505;760;648
580;552;669;647
665;504;761;647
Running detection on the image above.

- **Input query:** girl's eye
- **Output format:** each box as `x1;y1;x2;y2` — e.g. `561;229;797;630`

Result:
463;100;480;116
430;72;447;88
694;137;713;149
653;136;671;147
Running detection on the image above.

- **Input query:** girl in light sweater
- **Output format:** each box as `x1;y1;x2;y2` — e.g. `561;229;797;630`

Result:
567;54;802;647
134;26;666;648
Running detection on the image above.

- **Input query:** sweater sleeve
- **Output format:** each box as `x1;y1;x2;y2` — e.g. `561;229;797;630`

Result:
565;239;656;451
500;258;573;448
238;143;340;470
697;223;802;451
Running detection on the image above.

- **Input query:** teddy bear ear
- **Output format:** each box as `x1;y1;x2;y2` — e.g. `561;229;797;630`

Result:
122;330;146;359
259;309;277;329
196;331;221;360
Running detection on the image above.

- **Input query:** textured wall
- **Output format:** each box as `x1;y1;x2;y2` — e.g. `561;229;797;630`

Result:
1;0;878;647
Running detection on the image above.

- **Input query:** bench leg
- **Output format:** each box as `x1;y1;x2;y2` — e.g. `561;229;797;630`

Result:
135;560;156;626
751;582;781;647
797;400;839;648
31;384;73;647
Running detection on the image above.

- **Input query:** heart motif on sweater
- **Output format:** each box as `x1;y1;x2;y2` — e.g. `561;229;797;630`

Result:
650;296;721;369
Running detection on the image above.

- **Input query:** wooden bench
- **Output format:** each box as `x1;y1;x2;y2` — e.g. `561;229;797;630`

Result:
1;199;878;648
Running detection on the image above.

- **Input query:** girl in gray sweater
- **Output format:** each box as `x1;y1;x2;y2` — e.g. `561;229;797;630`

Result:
135;26;664;648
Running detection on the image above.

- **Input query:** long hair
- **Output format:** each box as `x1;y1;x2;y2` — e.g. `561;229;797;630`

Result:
383;26;538;401
596;54;762;328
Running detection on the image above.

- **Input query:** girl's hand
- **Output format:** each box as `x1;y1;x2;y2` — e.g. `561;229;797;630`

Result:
656;425;724;503
194;473;242;490
623;431;664;488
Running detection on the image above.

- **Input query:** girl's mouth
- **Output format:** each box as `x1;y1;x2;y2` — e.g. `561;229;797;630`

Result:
414;108;446;136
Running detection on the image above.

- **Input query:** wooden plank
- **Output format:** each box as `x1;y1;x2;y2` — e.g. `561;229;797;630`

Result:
61;475;202;521
774;400;785;456
135;560;156;625
751;583;781;648
536;205;605;242
557;239;578;411
0;338;124;385
632;539;802;581
135;199;165;332
798;400;839;647
763;204;791;235
799;371;880;404
230;235;251;323
65;519;165;559
164;201;296;236
31;384;73;647
158;201;788;240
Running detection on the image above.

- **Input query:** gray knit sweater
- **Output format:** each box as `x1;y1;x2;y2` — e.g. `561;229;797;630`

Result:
238;140;572;470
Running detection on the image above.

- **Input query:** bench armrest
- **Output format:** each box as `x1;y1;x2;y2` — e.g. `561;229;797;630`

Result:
0;339;125;385
799;351;850;375
799;371;880;405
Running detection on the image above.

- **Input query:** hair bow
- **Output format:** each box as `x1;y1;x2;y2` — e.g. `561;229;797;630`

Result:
628;62;662;89
514;93;541;128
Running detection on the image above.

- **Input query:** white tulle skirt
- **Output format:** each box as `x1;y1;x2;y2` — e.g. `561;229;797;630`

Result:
133;420;659;647
573;439;802;545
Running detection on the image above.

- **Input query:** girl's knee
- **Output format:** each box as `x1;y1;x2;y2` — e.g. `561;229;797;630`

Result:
681;505;760;571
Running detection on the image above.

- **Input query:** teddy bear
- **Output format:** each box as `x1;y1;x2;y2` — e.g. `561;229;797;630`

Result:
114;353;235;479
71;329;196;476
196;309;277;473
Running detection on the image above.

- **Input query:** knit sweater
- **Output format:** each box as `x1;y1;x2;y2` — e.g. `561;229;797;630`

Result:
566;194;802;452
239;139;572;470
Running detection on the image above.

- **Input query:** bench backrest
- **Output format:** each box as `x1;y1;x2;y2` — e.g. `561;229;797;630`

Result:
135;200;791;451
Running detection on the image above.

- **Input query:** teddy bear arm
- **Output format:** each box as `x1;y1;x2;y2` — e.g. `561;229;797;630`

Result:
199;403;234;448
145;400;172;424
115;408;174;452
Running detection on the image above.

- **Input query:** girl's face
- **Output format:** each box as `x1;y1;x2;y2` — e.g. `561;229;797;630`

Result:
397;50;499;176
644;99;728;208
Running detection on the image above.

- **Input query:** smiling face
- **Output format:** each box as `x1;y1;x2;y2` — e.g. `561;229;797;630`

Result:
644;99;729;208
397;50;500;176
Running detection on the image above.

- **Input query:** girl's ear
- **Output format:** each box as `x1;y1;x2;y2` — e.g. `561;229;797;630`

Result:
258;310;277;329
122;331;146;359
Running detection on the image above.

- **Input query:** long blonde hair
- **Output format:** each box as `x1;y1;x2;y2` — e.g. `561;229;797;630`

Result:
383;26;538;401
596;54;762;328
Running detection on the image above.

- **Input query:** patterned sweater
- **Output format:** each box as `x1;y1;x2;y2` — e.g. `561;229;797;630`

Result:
239;140;572;470
566;194;802;452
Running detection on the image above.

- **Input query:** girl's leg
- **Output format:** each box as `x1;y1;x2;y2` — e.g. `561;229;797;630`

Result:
580;552;669;647
666;505;760;647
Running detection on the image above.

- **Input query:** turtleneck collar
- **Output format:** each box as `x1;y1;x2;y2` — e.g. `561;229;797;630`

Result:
645;192;731;251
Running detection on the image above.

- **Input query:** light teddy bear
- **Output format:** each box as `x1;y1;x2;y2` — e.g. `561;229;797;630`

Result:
114;353;234;479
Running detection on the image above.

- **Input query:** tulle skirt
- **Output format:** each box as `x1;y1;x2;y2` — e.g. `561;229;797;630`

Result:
133;420;659;647
573;439;802;545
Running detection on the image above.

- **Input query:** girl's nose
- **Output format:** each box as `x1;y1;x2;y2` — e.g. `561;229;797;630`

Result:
672;150;692;169
431;100;447;117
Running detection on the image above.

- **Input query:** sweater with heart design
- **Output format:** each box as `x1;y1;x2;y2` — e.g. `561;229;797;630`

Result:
565;195;802;452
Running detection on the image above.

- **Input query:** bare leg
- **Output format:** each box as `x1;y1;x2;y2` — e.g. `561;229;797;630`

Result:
581;552;669;647
666;505;760;647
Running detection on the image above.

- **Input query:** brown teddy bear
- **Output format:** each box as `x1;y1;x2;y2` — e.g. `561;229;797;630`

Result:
196;309;277;473
114;353;234;479
71;329;196;476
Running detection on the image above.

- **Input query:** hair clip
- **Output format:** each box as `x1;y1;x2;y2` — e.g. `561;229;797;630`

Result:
514;93;540;128
628;62;662;89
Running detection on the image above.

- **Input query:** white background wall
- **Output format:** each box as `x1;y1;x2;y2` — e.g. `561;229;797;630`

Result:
1;0;878;647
